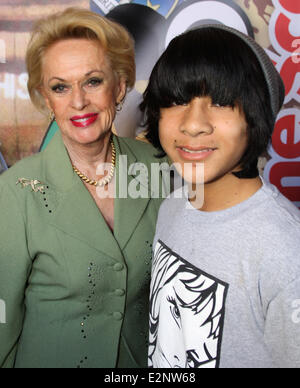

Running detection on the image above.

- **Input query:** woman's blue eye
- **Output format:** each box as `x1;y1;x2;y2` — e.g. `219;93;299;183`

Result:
87;78;103;87
51;84;67;93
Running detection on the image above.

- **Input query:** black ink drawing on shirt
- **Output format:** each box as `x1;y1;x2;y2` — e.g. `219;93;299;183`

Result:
149;240;229;368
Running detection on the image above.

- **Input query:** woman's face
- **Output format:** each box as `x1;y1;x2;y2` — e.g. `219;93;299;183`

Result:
41;38;126;146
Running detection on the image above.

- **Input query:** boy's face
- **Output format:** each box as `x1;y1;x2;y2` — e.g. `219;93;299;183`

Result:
159;96;248;185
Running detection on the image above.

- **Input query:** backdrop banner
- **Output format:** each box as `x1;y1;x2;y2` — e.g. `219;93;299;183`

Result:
0;0;299;207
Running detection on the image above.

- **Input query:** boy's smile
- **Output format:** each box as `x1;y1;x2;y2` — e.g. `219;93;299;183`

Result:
159;96;248;185
176;145;217;161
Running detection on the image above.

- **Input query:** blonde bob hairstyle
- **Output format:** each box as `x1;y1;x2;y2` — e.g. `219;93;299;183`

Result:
26;7;136;114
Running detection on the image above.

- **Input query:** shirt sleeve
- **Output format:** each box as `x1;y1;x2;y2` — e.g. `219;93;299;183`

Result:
0;182;32;368
264;277;300;368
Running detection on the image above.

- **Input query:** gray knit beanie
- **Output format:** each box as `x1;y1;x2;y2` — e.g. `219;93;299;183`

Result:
196;24;285;120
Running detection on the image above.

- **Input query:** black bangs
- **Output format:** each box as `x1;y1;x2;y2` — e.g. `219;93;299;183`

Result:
151;28;249;109
141;26;274;178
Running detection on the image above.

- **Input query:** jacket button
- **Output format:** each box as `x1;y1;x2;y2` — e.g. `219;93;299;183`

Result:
113;263;124;271
113;312;123;321
115;289;125;297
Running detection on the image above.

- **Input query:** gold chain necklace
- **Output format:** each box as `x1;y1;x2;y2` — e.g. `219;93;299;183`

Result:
72;139;116;187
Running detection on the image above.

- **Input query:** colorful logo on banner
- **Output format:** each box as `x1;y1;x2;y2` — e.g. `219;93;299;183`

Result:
90;0;253;34
90;0;186;18
164;0;254;46
264;0;300;208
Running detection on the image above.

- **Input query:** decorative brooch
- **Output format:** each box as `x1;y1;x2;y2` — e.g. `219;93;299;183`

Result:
16;178;45;193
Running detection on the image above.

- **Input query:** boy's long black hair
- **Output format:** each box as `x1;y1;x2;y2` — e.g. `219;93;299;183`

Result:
140;27;275;179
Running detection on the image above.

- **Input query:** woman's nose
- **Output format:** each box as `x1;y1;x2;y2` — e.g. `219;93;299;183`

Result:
179;99;214;137
70;85;89;110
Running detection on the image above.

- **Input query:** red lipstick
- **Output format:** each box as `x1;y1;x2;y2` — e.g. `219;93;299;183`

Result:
70;113;98;128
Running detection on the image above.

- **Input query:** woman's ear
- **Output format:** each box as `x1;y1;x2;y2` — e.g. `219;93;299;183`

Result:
116;76;127;105
39;86;52;112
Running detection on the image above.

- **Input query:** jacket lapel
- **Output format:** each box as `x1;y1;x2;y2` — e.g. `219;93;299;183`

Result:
113;136;152;251
42;130;124;262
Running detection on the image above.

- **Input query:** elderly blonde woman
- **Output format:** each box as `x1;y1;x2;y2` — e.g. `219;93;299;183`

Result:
0;8;167;368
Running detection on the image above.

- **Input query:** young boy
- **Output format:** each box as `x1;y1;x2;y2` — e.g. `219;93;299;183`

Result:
141;25;300;368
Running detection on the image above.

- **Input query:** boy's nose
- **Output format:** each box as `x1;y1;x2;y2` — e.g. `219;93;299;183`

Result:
179;99;214;137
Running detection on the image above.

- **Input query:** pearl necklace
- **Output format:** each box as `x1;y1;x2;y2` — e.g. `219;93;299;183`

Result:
72;139;116;187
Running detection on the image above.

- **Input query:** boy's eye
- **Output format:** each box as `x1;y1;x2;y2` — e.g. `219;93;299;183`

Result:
211;103;226;108
211;102;234;109
171;101;188;107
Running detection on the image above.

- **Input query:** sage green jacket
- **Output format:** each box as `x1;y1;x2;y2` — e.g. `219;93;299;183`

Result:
0;130;167;368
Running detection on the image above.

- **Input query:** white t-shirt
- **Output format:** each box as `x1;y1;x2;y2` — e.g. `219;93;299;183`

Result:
149;179;300;368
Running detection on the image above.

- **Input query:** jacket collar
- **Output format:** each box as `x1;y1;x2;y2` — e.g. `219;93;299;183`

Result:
42;129;79;192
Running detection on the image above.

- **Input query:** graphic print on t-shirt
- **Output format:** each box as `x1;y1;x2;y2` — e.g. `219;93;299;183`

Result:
149;240;229;368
